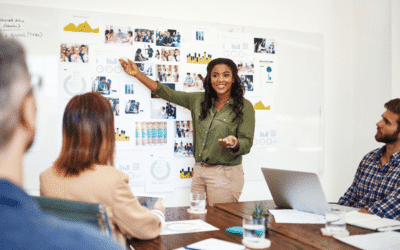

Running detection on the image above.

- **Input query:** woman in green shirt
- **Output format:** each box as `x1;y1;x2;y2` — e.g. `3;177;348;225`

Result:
119;58;255;206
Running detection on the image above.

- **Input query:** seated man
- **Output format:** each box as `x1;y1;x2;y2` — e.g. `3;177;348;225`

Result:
0;35;123;249
338;99;400;220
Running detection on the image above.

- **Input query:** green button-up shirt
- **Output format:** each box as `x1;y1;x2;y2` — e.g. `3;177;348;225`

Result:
152;81;255;166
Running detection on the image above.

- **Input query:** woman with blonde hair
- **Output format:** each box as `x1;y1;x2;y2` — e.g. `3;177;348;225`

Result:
40;92;164;245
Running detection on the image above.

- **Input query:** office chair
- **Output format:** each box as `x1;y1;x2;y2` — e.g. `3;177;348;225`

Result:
32;196;112;236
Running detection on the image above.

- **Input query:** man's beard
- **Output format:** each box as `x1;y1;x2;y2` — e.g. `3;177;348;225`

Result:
375;129;400;144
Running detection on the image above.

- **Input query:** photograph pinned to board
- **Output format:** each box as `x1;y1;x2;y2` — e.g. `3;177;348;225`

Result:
134;121;168;147
106;97;119;116
160;47;181;62
105;25;134;45
133;28;154;43
182;71;206;92
174;139;194;158
254;38;275;54
59;10;104;44
151;98;177;119
240;74;254;92
156;64;179;83
236;60;254;74
174;120;193;139
91;75;119;96
136;63;154;78
191;25;218;44
174;157;195;188
134;43;159;62
145;152;174;193
156;28;181;47
218;32;254;60
253;122;280;148
124;98;145;115
60;43;89;63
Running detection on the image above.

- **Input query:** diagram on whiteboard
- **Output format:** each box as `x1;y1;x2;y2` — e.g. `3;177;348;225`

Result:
218;32;253;60
115;128;130;141
259;60;275;84
146;154;174;192
186;52;213;64
115;160;144;186
253;101;270;110
64;21;99;33
253;123;279;148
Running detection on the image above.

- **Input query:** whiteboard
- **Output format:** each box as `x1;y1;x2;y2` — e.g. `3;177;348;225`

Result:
0;4;323;206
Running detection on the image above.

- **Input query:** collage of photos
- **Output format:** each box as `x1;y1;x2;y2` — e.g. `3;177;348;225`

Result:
92;76;118;95
105;25;134;45
151;100;177;119
60;44;89;63
254;38;275;54
134;29;154;43
107;97;120;116
183;72;205;92
156;29;181;47
157;65;179;83
161;48;180;62
174;121;193;158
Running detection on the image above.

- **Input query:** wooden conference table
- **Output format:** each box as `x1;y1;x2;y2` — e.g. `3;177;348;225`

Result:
128;201;374;250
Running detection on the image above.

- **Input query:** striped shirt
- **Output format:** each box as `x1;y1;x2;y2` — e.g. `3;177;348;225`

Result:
338;146;400;220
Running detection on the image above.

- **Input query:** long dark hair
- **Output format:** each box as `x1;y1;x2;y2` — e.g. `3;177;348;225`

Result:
200;58;245;123
55;92;115;176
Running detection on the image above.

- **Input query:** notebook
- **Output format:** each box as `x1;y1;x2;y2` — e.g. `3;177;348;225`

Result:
261;168;358;215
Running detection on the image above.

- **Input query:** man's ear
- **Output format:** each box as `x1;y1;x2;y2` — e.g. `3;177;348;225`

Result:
20;95;36;132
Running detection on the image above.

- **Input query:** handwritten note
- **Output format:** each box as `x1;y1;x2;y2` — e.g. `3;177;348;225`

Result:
0;17;43;38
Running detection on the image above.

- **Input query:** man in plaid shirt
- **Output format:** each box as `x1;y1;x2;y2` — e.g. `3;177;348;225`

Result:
338;99;400;220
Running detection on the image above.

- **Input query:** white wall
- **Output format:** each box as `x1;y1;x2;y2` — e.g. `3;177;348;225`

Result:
0;0;396;203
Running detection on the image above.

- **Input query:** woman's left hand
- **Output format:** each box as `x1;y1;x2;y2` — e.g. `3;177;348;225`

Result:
218;136;239;149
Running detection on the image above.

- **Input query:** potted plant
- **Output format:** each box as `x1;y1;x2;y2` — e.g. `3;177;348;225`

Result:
251;202;270;233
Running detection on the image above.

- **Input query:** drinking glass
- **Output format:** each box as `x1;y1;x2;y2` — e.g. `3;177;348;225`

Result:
189;192;206;212
243;216;265;243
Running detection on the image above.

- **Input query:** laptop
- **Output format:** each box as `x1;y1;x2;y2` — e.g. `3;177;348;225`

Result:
261;168;358;215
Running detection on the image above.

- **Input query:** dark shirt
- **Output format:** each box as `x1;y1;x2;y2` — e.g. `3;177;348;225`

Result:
0;180;123;250
161;36;173;46
338;146;400;220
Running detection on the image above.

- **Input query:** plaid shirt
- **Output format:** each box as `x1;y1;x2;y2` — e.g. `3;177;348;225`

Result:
338;146;400;220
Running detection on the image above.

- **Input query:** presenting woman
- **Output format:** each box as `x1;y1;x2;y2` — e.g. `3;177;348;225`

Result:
40;92;165;245
119;58;255;206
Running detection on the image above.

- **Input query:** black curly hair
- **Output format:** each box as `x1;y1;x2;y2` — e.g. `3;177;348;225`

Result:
200;58;245;123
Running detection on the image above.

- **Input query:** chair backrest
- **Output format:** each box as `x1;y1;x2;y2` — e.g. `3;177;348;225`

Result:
32;196;111;236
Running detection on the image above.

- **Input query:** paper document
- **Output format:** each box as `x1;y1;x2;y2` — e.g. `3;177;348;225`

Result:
174;238;245;250
346;211;400;231
269;209;325;224
160;219;219;235
334;231;400;250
